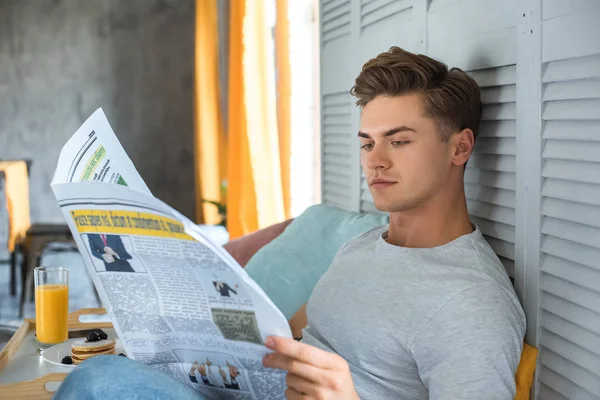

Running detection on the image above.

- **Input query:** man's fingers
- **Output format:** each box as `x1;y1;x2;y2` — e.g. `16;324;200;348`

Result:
263;353;325;383
286;373;323;397
265;336;338;369
285;387;307;400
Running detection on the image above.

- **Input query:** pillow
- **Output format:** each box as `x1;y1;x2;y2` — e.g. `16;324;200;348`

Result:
224;219;294;267
245;204;389;319
514;342;538;400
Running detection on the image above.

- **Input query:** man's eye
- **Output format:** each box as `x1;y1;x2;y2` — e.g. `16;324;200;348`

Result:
361;143;374;151
392;141;409;146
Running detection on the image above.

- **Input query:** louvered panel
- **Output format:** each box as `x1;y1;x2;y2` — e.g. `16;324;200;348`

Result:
473;137;516;155
465;184;515;209
541;329;600;382
481;102;517;120
542;198;600;229
478;120;516;138
543;53;600;83
537;384;569;400
499;257;515;279
542;254;600;294
468;154;515;173
359;0;411;30
543;159;600;185
542;292;600;335
541;235;600;272
322;91;353;210
543;120;600;141
542;273;600;314
321;0;351;44
543;99;600;120
541;217;600;250
464;169;516;190
470;216;515;244
359;172;375;212
539;349;600;397
542;179;600;207
541;310;600;358
543;140;600;163
543;79;600;101
467;199;515;226
538;364;600;400
464;65;517;278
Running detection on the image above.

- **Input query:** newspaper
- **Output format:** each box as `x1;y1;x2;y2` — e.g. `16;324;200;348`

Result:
51;109;291;400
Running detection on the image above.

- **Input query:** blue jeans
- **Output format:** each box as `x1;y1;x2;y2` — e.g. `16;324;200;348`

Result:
53;355;205;400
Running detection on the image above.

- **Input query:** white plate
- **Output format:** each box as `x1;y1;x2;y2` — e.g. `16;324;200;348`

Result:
41;338;125;368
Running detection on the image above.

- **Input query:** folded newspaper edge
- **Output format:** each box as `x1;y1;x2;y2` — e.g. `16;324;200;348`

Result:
50;108;292;398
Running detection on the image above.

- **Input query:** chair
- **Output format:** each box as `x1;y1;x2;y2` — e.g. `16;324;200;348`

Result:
19;224;77;317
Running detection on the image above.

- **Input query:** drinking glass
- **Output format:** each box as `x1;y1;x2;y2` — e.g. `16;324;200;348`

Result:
34;266;69;350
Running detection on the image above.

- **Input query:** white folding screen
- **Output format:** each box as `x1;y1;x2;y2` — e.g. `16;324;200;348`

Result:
319;0;600;398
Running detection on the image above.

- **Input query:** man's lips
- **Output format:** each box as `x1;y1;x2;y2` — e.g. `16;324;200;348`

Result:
369;179;397;188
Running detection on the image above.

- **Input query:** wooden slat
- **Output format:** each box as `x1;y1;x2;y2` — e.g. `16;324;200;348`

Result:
471;216;515;243
542;217;600;250
543;53;600;83
467;154;516;173
542;197;600;229
543;120;600;141
464;169;515;190
541;235;600;271
539;349;600;397
538;365;599;400
541;292;600;335
541;328;600;379
481;102;517;120
542;178;600;207
542;159;600;185
541;310;600;357
542;253;600;294
542;272;600;314
467;199;515;226
481;85;516;104
543;140;600;163
543;99;600;120
478;120;516;138
468;65;517;87
465;184;515;208
543;79;600;102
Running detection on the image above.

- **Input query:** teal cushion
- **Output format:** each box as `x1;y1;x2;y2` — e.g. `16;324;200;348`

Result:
245;204;388;319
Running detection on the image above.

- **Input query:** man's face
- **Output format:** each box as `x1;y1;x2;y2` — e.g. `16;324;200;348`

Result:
359;94;455;213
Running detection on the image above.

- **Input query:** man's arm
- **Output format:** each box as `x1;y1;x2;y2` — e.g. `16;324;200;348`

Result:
410;283;525;399
88;235;104;260
289;303;307;339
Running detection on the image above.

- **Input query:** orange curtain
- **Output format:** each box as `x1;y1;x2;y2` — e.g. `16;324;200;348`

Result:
275;0;292;220
227;0;288;238
227;0;258;238
194;0;226;224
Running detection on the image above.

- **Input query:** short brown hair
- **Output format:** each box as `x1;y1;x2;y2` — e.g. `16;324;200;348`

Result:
351;47;482;141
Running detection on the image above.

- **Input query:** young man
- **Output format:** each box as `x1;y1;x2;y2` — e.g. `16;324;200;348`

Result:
261;47;525;399
55;47;524;400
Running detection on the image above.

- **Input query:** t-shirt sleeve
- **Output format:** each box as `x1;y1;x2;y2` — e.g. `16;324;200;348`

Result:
409;283;526;400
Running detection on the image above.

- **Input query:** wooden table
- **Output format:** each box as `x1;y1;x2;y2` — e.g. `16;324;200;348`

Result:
0;308;113;399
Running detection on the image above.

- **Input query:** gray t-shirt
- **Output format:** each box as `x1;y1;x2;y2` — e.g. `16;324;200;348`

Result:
302;225;526;399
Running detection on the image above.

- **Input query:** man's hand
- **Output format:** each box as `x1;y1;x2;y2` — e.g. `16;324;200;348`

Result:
104;246;119;259
102;253;115;263
262;336;359;400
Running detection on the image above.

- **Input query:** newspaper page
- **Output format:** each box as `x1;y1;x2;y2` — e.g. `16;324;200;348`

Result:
53;108;229;245
52;108;150;193
51;113;292;399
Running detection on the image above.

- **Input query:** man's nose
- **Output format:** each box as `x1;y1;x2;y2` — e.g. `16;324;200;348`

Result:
365;145;391;170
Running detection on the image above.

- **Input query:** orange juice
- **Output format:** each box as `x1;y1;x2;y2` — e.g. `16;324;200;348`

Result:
35;284;69;344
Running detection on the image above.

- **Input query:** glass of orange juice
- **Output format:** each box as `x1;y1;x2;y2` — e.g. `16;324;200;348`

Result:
34;266;69;350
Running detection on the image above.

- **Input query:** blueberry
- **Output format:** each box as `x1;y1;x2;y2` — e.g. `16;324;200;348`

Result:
118;353;127;357
61;356;73;365
87;332;99;342
98;331;108;340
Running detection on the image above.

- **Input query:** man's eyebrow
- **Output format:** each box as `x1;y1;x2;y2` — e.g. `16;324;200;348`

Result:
357;126;416;138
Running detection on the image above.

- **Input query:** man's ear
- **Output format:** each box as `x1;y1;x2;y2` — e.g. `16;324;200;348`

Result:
451;128;475;167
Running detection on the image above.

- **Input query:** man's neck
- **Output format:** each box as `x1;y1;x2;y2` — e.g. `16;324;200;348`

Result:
386;186;473;249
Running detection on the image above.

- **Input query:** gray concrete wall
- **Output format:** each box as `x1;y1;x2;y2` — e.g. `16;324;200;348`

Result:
0;0;196;223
